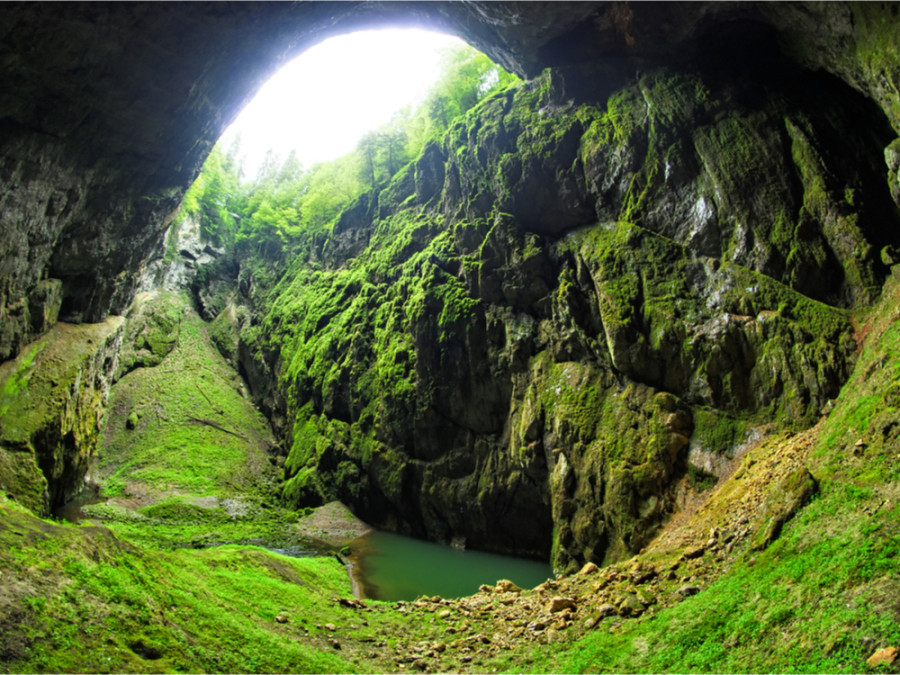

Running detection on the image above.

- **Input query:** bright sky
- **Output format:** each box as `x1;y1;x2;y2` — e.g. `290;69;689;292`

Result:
220;28;465;179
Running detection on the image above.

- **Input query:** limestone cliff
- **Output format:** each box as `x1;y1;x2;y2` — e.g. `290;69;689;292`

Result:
196;57;900;571
0;316;125;514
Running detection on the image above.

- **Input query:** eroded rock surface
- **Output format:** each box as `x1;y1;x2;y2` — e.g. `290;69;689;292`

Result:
0;317;124;514
197;58;900;570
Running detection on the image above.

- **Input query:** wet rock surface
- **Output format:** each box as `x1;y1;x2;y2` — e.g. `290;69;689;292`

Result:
2;0;900;577
204;57;900;571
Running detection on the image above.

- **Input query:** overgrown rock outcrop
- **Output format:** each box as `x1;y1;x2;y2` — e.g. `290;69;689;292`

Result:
0;317;124;514
2;2;900;571
201;60;900;571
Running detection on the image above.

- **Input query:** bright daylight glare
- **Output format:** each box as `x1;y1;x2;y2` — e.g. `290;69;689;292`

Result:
220;28;465;179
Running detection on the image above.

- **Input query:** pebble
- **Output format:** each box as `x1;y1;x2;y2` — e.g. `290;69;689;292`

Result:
677;584;701;596
616;592;645;616
867;646;898;667
682;545;705;560
578;562;600;576
274;612;289;624
548;596;577;613
596;603;617;618
495;579;522;593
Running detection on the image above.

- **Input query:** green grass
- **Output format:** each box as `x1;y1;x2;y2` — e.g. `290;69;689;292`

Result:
99;293;277;507
532;493;899;674
0;499;367;673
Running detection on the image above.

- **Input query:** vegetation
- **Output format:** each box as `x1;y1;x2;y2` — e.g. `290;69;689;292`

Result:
519;273;900;674
175;44;519;262
3;30;900;675
0;496;368;673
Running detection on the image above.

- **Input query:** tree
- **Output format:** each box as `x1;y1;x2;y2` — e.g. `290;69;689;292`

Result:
181;43;520;262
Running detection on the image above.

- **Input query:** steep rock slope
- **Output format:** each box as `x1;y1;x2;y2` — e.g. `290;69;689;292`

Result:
202;63;900;571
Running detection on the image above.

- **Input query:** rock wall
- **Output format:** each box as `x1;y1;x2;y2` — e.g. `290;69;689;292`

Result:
201;58;900;571
0;316;125;514
1;1;900;563
2;2;900;368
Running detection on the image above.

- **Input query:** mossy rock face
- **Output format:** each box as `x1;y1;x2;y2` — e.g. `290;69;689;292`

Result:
0;317;125;514
116;291;182;378
193;64;900;569
750;466;819;551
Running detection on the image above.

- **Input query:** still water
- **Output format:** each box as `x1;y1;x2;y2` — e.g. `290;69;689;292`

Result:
350;530;553;601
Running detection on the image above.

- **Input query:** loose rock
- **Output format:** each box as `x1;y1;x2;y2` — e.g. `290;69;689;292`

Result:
578;562;600;576
682;546;705;560
495;579;522;593
867;646;898;668
548;596;577;613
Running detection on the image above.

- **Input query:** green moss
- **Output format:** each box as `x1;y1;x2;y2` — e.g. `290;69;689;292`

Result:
141;500;231;523
691;407;753;454
0;343;41;418
0;317;125;513
0;499;362;674
687;464;718;492
117;291;183;375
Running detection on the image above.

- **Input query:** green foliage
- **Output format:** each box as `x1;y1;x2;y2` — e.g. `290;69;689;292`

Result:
405;44;520;158
0;343;41;418
179;44;519;264
0;500;363;674
179;142;243;247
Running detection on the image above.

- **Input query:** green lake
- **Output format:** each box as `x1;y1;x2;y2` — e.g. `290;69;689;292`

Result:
350;530;553;601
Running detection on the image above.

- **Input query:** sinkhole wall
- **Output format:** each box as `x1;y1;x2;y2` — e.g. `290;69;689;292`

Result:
199;59;900;571
1;2;900;571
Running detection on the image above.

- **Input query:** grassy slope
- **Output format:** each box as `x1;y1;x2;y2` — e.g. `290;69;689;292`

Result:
99;291;275;502
89;292;305;549
0;498;360;673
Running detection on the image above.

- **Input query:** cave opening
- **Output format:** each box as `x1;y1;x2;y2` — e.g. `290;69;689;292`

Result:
154;24;555;575
218;27;466;180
